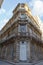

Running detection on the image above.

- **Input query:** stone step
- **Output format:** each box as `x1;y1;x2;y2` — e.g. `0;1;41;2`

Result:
15;63;33;65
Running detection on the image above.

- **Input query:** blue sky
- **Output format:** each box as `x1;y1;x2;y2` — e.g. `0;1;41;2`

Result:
0;0;43;30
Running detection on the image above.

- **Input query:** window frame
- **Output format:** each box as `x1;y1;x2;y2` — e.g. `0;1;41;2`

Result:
18;24;27;33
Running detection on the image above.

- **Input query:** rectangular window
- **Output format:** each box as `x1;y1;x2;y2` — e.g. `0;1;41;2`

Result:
20;14;27;19
18;24;27;32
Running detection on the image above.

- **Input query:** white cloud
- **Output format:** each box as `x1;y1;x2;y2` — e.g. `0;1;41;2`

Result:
29;0;43;36
29;0;43;17
3;18;9;23
0;7;13;30
0;8;6;14
0;18;9;30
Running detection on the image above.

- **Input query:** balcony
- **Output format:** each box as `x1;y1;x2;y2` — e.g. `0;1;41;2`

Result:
18;32;29;37
0;32;42;44
0;34;16;43
29;20;41;34
30;32;42;43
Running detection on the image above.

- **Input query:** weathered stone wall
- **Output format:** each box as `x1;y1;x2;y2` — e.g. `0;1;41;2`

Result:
0;39;43;63
30;41;43;62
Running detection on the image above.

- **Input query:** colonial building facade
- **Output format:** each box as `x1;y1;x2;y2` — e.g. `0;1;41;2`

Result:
0;0;3;8
0;3;43;64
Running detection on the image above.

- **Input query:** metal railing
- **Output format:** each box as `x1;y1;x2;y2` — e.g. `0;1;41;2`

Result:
0;32;42;44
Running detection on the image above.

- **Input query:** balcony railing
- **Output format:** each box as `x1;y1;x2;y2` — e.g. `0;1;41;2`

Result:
18;32;29;36
0;32;42;44
29;21;41;34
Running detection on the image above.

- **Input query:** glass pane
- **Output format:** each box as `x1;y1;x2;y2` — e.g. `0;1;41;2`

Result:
20;14;27;19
